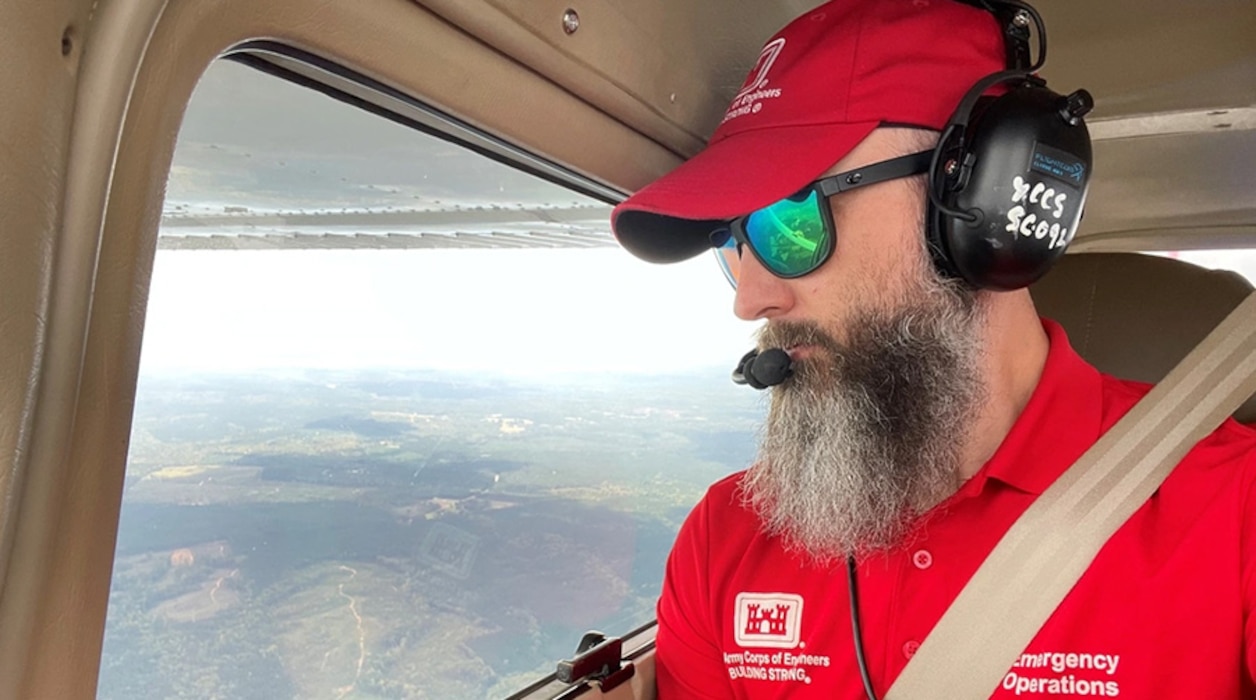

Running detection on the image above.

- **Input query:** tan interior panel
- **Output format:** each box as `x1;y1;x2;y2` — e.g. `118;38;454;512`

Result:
414;0;822;161
1077;128;1256;249
1043;0;1256;118
0;0;89;589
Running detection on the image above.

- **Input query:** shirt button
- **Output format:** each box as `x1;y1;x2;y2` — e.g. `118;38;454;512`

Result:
903;640;920;659
912;549;933;570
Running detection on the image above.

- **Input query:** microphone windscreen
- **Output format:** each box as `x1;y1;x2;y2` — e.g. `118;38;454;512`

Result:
731;350;757;386
750;348;793;388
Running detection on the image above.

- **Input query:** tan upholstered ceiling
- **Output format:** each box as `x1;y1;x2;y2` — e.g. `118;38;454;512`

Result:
416;0;1256;252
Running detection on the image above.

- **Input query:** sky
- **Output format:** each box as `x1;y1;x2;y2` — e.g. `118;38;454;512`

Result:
142;61;766;376
139;247;762;375
138;247;1256;376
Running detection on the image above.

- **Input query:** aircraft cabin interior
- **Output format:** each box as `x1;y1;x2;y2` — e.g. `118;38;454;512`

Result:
2;0;1255;698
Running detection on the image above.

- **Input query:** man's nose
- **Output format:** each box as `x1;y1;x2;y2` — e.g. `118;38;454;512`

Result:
733;253;795;321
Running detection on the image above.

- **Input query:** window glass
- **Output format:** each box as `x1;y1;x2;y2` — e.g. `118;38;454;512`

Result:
1163;250;1256;283
98;59;764;699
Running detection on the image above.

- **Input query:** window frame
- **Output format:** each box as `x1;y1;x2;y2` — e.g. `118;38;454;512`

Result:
3;0;676;695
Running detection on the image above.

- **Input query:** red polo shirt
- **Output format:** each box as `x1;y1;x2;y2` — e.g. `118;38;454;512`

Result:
656;319;1256;698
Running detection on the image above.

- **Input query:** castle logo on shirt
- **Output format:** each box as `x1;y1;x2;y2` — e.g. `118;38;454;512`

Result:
726;592;830;685
734;592;803;648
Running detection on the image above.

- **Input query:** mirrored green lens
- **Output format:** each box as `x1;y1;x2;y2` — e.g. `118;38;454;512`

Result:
743;190;830;277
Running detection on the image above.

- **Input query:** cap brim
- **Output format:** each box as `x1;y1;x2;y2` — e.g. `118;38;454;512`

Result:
611;120;880;263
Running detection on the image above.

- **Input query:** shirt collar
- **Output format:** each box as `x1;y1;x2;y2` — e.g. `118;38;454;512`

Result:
974;318;1106;496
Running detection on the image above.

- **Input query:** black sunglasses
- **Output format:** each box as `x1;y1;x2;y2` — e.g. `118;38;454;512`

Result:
712;149;933;287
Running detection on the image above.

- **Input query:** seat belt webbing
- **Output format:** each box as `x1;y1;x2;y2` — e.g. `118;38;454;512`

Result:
885;291;1256;699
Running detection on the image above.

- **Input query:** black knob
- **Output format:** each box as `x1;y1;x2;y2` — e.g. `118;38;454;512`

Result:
1058;89;1094;126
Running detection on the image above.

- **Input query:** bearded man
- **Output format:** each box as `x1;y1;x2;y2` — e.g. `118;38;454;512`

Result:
610;1;1256;698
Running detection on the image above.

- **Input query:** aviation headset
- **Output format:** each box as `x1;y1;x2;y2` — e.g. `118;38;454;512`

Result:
925;0;1093;291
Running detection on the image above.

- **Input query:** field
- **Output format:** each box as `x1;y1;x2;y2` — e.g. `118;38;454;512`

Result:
97;369;763;699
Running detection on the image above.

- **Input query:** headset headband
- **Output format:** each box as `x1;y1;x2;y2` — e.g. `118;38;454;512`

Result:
954;0;1046;72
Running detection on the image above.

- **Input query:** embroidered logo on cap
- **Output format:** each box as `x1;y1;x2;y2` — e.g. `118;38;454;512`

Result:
734;592;804;648
722;38;786;125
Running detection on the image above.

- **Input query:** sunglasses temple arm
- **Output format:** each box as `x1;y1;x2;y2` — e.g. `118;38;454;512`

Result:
817;150;933;198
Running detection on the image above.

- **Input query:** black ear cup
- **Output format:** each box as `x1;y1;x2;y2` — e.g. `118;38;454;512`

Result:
927;83;1093;290
923;0;1094;291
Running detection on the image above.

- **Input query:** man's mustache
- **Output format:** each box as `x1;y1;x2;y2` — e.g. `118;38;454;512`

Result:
758;320;844;356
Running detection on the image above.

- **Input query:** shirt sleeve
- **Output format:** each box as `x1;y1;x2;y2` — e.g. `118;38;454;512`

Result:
655;491;735;699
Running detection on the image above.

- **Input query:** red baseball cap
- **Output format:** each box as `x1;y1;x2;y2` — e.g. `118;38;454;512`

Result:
611;0;1005;263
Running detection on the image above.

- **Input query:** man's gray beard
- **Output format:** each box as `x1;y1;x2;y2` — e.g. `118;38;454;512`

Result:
741;273;986;563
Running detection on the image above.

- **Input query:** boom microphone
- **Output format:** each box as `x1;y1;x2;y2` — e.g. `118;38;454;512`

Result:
731;348;794;389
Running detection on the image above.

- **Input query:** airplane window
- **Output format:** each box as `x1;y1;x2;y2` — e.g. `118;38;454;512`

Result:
1165;250;1256;283
96;59;764;698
